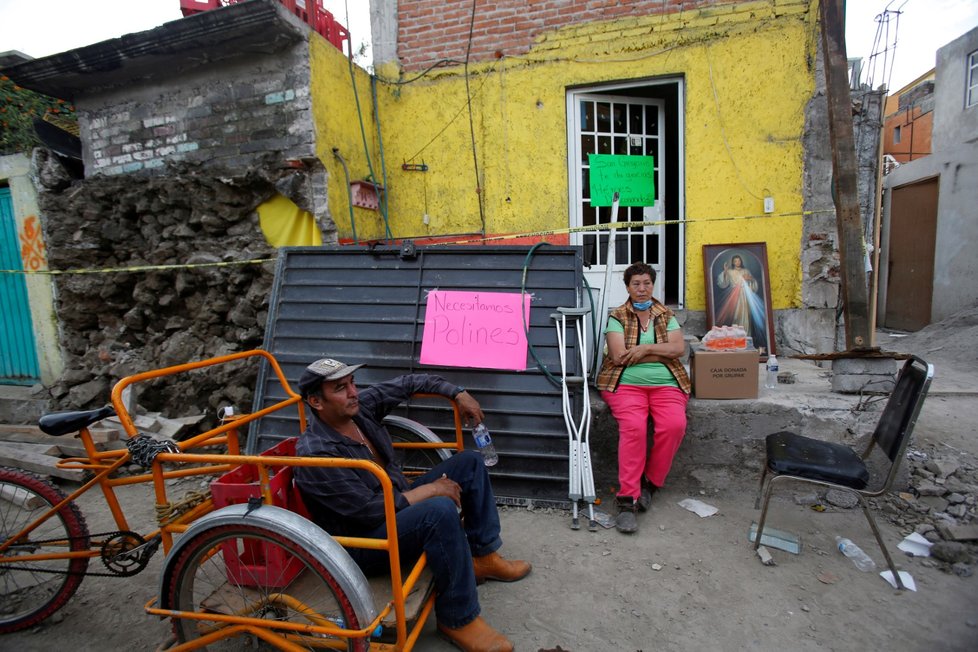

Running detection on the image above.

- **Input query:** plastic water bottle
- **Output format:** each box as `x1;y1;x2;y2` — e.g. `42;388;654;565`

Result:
835;536;876;571
765;354;779;389
471;423;498;466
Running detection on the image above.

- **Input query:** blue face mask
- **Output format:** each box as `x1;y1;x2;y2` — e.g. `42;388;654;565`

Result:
632;300;653;311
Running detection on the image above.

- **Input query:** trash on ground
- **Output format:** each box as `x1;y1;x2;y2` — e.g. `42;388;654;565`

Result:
591;509;616;529
756;545;776;566
748;522;801;554
880;570;917;591
817;570;840;584
678;498;718;517
898;532;934;557
793;492;819;505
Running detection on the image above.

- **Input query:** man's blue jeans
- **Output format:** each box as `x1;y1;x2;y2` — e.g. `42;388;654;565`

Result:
348;450;502;628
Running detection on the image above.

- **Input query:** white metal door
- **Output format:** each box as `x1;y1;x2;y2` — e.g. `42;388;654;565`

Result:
567;93;666;310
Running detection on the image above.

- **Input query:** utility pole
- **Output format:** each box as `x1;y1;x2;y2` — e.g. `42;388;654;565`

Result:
820;0;872;350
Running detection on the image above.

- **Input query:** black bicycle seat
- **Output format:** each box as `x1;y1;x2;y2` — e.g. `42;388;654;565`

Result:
38;405;117;437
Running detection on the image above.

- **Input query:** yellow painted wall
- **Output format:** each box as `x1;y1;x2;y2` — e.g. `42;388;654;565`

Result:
309;43;388;245
310;0;819;310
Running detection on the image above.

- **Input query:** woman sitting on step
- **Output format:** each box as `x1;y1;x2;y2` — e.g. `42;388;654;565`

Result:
596;261;691;534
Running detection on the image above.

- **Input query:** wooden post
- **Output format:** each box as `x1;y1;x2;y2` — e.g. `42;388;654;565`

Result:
820;0;872;349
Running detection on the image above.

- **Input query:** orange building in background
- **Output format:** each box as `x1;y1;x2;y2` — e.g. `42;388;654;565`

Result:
883;70;936;166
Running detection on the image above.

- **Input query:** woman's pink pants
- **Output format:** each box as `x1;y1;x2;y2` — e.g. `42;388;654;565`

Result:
600;385;689;499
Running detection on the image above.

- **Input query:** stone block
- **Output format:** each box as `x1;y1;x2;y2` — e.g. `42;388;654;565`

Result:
831;357;898;376
945;524;978;541
830;373;894;394
925;457;960;478
919;495;950;513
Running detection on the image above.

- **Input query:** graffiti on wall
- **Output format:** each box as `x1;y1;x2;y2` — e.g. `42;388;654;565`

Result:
19;215;46;271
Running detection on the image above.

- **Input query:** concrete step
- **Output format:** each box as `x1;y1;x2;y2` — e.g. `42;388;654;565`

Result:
587;357;903;490
0;385;50;425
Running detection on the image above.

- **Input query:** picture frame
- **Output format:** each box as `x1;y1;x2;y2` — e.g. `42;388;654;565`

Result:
703;242;775;360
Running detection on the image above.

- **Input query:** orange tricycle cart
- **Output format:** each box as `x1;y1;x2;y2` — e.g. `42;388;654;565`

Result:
0;350;464;650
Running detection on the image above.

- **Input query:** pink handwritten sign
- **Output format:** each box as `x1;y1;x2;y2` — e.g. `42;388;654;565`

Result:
420;290;531;370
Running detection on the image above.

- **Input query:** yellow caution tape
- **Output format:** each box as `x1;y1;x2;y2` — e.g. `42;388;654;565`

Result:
0;257;276;276
1;208;833;275
442;208;831;246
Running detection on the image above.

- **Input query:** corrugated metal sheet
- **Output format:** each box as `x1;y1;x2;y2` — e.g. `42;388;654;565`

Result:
248;245;585;504
0;187;41;385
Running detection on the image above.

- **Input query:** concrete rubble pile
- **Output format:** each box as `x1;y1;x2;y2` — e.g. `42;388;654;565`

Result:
32;151;282;418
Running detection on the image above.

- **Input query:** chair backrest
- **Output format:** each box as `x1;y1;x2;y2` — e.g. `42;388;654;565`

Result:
871;356;934;485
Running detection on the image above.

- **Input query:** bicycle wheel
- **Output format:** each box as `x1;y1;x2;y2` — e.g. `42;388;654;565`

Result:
0;467;90;633
384;415;452;478
166;522;369;651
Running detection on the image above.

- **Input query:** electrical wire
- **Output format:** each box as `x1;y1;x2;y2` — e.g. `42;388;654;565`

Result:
370;75;394;241
344;0;393;243
375;59;466;86
520;242;562;387
331;147;359;244
404;67;496;163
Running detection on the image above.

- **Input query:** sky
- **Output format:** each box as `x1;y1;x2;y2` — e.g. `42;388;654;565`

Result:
844;0;978;91
0;0;373;64
2;0;977;93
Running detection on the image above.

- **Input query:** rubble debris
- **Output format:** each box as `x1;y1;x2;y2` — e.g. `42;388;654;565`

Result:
0;444;84;482
945;524;978;542
871;443;978;577
824;489;859;509
793;492;819;505
0;411;207;480
930;542;973;565
104;413;206;441
34;159;277;418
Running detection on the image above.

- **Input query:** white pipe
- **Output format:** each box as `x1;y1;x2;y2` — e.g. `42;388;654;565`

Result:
592;192;621;382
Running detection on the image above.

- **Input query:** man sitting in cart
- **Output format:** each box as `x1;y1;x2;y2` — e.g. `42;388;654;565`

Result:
294;357;531;652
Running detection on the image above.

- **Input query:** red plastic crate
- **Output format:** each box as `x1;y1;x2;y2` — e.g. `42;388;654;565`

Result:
210;437;305;587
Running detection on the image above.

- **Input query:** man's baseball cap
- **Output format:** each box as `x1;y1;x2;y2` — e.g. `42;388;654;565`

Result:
297;358;364;397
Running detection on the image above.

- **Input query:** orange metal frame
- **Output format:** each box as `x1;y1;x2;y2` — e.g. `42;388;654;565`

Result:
1;349;465;651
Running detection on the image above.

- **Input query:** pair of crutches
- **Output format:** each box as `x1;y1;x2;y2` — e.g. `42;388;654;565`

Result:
551;306;597;531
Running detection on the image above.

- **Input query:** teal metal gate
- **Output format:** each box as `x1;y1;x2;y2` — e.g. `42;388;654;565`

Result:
0;187;41;385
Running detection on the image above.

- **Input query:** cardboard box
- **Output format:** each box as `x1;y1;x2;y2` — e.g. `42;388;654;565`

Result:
690;349;760;399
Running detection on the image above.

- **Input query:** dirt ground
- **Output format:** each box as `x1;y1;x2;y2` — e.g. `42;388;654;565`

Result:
4;312;978;651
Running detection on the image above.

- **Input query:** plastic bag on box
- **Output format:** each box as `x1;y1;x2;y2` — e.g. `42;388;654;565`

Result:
702;324;749;350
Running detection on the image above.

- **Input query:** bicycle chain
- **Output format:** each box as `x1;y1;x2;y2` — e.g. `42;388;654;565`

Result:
126;434;180;467
2;530;161;578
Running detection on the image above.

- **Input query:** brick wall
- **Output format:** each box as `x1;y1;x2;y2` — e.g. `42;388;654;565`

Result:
396;0;724;70
79;46;315;176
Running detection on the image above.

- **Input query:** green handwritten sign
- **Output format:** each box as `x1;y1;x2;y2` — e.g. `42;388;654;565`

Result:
588;154;655;207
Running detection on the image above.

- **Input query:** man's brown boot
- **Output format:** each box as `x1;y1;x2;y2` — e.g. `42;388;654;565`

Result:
438;616;514;652
472;551;532;584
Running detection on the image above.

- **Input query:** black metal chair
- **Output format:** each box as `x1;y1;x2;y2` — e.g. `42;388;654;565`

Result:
753;356;934;589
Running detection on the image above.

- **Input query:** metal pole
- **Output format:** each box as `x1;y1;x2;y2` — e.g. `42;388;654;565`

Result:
592;192;621;381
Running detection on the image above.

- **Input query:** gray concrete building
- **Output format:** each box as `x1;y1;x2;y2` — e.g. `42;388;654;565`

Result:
878;26;978;331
